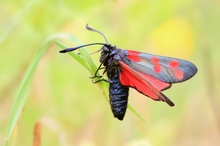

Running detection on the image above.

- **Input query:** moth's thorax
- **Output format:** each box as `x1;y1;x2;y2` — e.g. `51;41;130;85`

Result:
98;45;123;79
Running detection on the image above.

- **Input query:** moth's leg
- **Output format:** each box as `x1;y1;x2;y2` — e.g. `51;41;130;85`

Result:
89;54;109;82
89;67;106;79
89;58;107;79
92;78;113;84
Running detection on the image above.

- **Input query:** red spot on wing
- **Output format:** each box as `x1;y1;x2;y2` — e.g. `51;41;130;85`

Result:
173;69;184;80
151;56;160;64
169;60;184;80
127;50;141;62
151;56;161;73
153;64;161;74
169;60;179;69
119;61;174;106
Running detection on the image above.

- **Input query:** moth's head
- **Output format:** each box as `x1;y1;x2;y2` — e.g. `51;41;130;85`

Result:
99;44;111;62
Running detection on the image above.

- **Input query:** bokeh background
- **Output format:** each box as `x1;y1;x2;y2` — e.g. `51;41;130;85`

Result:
1;0;220;146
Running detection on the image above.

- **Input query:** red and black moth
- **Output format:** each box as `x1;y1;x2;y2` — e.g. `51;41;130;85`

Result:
60;24;198;120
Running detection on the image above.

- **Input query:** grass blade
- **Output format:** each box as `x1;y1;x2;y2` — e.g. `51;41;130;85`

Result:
5;43;49;145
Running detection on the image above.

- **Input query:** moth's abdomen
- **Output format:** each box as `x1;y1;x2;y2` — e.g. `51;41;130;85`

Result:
109;72;129;120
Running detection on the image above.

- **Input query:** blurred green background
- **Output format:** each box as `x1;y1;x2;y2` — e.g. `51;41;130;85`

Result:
1;0;220;146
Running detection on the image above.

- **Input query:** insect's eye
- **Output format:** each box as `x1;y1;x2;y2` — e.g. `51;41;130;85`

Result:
101;46;109;52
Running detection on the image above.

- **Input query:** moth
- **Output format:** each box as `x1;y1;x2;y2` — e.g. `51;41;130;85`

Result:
60;24;198;120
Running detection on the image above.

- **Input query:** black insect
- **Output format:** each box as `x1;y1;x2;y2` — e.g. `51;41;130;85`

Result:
60;24;197;121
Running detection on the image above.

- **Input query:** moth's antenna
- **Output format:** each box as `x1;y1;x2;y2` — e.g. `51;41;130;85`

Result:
59;24;108;53
59;42;106;53
86;24;109;45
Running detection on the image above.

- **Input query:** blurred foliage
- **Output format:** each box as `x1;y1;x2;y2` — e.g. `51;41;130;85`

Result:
1;0;220;146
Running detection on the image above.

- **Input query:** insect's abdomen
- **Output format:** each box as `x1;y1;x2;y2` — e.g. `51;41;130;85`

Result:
109;70;129;120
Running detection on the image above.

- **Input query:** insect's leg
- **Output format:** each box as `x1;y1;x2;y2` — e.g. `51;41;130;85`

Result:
90;54;109;83
92;79;108;84
92;78;113;84
89;61;105;79
89;67;105;79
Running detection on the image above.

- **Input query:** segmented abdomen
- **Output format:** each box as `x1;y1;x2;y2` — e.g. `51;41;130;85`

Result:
109;70;129;120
